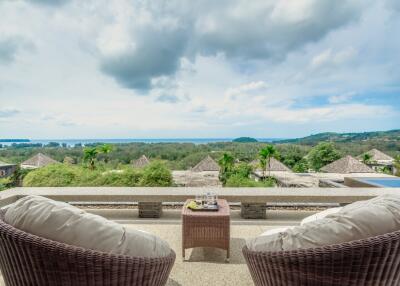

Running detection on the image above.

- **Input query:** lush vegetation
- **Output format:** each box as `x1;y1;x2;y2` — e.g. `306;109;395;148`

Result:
277;129;400;145
225;174;275;187
22;161;172;187
0;177;12;191
139;161;173;187
0;166;31;191
259;145;277;177
1;131;399;189
218;153;235;185
232;137;258;143
394;156;400;177
307;142;341;171
218;148;277;187
2;137;399;170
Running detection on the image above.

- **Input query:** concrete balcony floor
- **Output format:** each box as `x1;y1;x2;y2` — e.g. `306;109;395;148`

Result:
0;209;312;286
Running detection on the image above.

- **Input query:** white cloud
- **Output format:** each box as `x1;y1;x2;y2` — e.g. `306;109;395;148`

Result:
311;47;357;69
328;92;356;104
0;108;20;118
0;0;399;138
225;81;267;99
260;104;394;124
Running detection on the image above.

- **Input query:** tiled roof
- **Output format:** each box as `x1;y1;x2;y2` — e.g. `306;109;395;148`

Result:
191;155;220;172
358;149;394;162
321;155;374;174
251;157;292;172
21;153;58;168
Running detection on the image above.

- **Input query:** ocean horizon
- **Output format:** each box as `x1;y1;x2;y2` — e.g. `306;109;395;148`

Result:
0;138;286;147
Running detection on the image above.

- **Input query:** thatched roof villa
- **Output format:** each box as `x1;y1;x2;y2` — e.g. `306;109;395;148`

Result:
321;155;374;174
250;158;306;186
251;157;292;173
172;155;221;187
357;149;394;165
132;155;150;168
191;155;220;172
20;153;58;169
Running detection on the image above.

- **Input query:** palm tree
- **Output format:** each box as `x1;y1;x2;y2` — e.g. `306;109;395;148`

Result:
97;144;113;163
362;153;372;165
259;145;276;178
218;153;235;185
83;147;98;170
394;155;400;176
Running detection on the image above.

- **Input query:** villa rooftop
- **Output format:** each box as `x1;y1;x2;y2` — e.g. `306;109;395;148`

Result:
20;153;58;169
191;155;220;172
321;155;374;174
0;161;15;167
357;149;394;164
251;157;292;173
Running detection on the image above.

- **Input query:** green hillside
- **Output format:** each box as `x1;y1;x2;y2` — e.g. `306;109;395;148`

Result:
277;130;400;145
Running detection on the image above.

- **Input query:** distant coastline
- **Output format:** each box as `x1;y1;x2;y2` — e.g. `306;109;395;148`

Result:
0;138;285;147
0;139;30;143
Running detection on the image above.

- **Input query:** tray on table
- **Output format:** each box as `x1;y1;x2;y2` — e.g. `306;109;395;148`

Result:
187;201;219;211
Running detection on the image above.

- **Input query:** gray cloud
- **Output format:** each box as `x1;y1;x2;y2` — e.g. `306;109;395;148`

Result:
58;121;78;127
195;1;364;61
98;0;365;92
25;0;69;6
0;108;20;118
100;26;188;92
0;38;22;64
386;0;400;12
0;36;34;64
191;106;207;113
156;94;180;103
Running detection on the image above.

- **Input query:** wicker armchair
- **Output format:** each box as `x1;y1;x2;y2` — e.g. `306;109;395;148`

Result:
0;211;175;286
243;230;400;286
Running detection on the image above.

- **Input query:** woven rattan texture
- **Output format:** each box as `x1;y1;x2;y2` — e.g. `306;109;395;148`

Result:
0;211;175;286
243;229;400;286
182;199;230;258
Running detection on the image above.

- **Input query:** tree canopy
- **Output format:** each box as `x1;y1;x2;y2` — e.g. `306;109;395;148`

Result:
307;142;341;171
232;137;258;143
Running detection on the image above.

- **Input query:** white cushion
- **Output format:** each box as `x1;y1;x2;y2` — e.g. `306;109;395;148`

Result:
4;196;171;258
300;207;342;226
246;194;400;252
260;227;294;236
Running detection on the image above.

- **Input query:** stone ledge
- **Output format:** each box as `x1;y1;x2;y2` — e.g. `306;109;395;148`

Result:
1;187;399;206
241;203;267;219
138;202;162;218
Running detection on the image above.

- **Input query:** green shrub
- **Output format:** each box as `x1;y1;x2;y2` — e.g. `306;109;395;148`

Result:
225;174;275;187
233;163;253;178
307;142;341;171
12;166;32;186
292;159;309;173
176;152;210;170
22;164;144;187
139;161;173;187
0;178;12;191
92;169;142;186
23;164;80;187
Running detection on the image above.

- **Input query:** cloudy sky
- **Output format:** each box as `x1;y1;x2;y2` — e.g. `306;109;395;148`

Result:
0;0;399;139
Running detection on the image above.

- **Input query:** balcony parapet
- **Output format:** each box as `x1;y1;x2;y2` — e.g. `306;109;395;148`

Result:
1;187;399;207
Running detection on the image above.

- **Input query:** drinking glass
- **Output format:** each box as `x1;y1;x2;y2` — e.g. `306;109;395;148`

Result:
195;194;202;205
208;192;217;205
204;192;211;207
